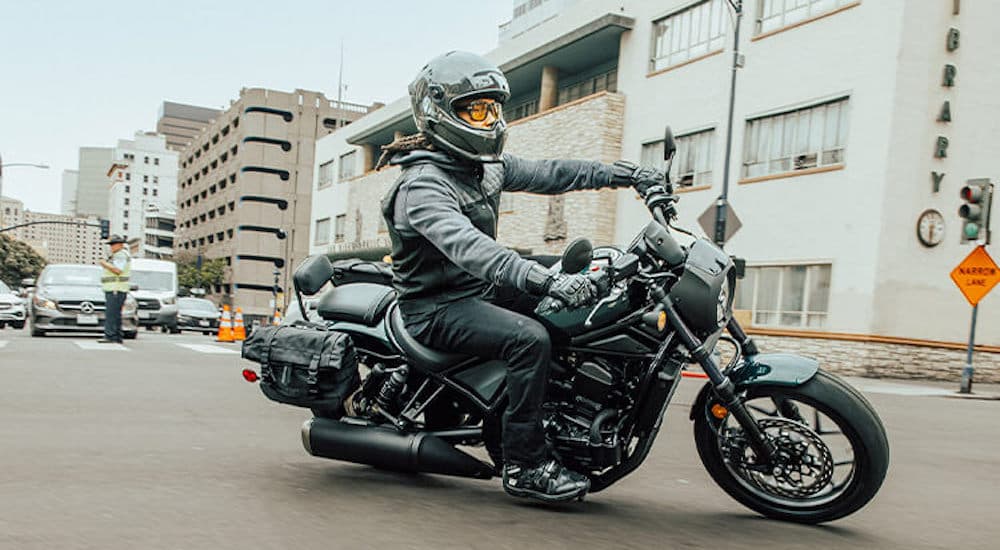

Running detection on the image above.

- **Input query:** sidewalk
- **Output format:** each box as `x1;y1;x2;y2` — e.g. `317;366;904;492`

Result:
845;376;1000;400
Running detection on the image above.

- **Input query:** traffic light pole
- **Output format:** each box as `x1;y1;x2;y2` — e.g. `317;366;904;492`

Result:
0;219;102;234
960;304;978;394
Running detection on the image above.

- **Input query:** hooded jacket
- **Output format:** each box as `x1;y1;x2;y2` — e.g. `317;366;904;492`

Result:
381;149;616;322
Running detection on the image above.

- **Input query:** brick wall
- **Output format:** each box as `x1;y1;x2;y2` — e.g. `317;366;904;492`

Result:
750;334;1000;383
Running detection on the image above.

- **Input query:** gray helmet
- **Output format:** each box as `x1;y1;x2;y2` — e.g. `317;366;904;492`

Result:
408;51;510;163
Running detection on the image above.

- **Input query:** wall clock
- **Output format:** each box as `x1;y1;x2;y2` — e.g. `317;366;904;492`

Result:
917;209;945;247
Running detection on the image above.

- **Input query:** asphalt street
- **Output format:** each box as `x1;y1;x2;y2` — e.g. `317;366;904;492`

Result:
1;327;998;550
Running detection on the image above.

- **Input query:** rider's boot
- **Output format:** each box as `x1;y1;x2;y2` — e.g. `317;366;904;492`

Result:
502;459;590;502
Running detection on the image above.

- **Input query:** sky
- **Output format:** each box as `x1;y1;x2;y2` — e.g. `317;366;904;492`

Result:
0;0;512;214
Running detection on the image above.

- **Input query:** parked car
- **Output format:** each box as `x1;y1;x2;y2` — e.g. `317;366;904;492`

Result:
28;264;139;338
0;280;27;329
130;258;179;333
176;297;220;334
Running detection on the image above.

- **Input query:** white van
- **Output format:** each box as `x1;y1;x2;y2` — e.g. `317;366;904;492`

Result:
130;258;179;332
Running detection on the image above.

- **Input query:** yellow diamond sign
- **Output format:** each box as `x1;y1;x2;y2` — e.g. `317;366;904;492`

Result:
950;245;1000;306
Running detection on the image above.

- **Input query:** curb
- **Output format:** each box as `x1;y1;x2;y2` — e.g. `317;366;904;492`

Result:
942;392;1000;401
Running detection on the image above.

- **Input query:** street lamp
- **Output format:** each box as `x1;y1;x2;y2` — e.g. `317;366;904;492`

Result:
715;0;744;248
0;154;51;227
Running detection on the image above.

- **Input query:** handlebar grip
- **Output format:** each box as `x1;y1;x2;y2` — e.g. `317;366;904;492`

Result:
535;296;564;316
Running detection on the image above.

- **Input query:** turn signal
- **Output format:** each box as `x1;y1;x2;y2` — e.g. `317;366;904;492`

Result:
711;403;729;419
242;369;259;383
656;311;667;332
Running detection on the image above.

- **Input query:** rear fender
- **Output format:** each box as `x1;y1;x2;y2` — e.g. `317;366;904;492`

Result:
689;353;820;420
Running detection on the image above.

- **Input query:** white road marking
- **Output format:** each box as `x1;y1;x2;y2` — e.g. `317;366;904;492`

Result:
176;343;240;354
74;340;129;351
0;340;8;349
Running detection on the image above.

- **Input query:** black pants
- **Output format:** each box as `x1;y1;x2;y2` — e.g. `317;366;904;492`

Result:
104;291;125;342
407;288;549;466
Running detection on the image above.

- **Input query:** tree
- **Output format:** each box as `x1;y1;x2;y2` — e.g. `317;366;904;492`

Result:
0;234;47;288
174;251;227;292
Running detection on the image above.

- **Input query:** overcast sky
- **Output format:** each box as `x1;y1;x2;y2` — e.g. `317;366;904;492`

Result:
0;0;511;214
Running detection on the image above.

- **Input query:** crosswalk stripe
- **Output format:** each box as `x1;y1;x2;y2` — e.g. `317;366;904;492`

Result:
74;340;129;351
0;340;8;349
176;343;240;354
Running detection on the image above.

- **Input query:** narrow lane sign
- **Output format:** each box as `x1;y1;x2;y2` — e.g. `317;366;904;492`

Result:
950;245;1000;306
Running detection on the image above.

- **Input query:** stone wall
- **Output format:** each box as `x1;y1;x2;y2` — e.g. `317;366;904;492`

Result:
749;334;1000;384
341;92;626;255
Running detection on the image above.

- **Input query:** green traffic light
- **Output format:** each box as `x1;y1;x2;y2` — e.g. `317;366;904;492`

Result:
965;222;980;239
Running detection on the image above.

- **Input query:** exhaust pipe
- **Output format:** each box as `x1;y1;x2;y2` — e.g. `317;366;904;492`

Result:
302;418;495;479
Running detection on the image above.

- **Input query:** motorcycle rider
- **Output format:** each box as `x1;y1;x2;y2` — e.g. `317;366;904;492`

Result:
380;51;663;502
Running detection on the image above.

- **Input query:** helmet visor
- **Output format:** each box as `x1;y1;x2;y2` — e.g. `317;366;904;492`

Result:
454;98;503;127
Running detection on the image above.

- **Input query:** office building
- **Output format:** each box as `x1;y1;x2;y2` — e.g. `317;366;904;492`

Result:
1;196;103;265
157;101;222;152
106;131;178;244
75;147;115;218
61;170;78;216
310;0;1000;381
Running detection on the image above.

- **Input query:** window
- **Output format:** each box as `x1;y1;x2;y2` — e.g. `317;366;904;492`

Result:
143;175;149;183
734;264;832;328
756;0;855;35
125;173;131;181
651;0;727;72
123;210;129;218
508;98;539;121
154;157;159;166
143;188;148;196
123;222;128;231
125;185;130;193
334;214;347;243
153;189;158;197
144;156;149;164
642;128;715;187
743;97;848;179
499;193;515;213
124;198;130;206
314;217;331;245
338;151;357;180
556;68;618;105
153;176;158;184
318;160;335;188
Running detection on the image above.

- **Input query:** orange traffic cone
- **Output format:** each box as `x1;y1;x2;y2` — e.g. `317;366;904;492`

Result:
272;310;282;326
216;305;234;342
233;308;246;341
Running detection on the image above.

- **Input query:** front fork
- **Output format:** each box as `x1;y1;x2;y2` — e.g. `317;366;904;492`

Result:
660;298;776;464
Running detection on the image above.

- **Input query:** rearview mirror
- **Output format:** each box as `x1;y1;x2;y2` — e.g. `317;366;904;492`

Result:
561;238;593;274
663;126;677;162
294;255;335;295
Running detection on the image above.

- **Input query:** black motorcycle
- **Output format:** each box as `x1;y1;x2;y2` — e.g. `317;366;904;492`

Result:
258;129;888;524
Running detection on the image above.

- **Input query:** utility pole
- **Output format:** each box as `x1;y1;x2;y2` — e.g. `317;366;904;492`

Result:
716;0;744;248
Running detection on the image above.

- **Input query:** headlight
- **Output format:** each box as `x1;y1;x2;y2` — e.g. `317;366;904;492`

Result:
176;314;189;322
123;296;137;313
33;294;56;310
161;296;176;305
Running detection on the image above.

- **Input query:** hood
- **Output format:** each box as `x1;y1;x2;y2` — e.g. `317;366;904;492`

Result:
389;149;476;173
37;285;105;302
0;292;22;305
132;290;175;300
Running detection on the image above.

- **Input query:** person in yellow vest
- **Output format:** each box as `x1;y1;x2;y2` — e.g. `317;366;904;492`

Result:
98;234;132;343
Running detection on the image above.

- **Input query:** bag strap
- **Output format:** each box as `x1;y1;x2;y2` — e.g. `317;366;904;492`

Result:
306;354;320;394
260;326;282;381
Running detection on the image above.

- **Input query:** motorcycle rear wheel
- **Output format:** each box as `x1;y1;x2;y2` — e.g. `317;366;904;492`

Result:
693;369;889;524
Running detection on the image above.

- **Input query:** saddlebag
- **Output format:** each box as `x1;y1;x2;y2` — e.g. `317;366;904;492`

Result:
241;323;360;417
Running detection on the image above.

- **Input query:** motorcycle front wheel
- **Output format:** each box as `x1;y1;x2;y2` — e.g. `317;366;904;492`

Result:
693;370;889;524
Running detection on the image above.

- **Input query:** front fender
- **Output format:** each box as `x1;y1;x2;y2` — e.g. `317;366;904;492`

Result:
688;353;820;420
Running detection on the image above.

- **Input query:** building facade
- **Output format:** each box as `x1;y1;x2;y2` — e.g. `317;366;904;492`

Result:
142;203;175;259
105;132;179;244
61;170;78;216
1;196;103;265
174;87;374;315
75;147;114;219
157;101;222;152
310;0;1000;382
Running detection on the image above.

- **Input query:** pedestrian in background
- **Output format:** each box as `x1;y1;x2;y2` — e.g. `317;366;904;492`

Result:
98;235;131;344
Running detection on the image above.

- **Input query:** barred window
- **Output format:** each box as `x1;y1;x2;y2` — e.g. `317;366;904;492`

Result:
314;217;331;245
556;68;617;105
318;160;335;188
334;214;347;243
338;151;357;181
650;0;727;72
742;97;849;179
756;0;855;35
641;128;715;188
734;264;832;328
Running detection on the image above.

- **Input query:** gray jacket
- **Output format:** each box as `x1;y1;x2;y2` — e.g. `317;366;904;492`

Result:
380;150;616;320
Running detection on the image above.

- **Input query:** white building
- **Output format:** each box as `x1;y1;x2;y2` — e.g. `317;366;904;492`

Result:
141;203;175;259
106;132;178;244
309;0;1000;381
61;169;78;216
1;196;103;265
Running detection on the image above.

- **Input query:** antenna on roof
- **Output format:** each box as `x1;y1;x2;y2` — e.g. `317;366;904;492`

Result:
337;41;344;109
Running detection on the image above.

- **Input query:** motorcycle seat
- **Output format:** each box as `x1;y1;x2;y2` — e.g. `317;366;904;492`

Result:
387;305;472;372
317;283;396;327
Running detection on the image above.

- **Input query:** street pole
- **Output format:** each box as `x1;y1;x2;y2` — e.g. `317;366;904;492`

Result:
0;159;51;228
960;304;978;394
715;0;744;248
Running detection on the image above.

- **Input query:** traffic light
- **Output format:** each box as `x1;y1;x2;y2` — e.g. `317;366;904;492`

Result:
958;179;994;244
99;218;110;240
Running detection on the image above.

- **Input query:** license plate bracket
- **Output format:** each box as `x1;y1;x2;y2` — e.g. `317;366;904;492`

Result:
77;314;99;325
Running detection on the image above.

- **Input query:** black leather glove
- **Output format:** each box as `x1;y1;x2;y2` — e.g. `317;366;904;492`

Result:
611;160;666;196
525;264;597;309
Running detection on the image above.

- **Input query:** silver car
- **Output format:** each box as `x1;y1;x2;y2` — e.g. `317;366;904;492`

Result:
28;264;139;338
0;280;27;329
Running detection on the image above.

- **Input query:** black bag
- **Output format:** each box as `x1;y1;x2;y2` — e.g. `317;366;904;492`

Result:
241;322;360;416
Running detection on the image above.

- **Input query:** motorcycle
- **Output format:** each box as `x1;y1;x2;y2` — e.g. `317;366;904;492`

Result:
257;127;889;524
